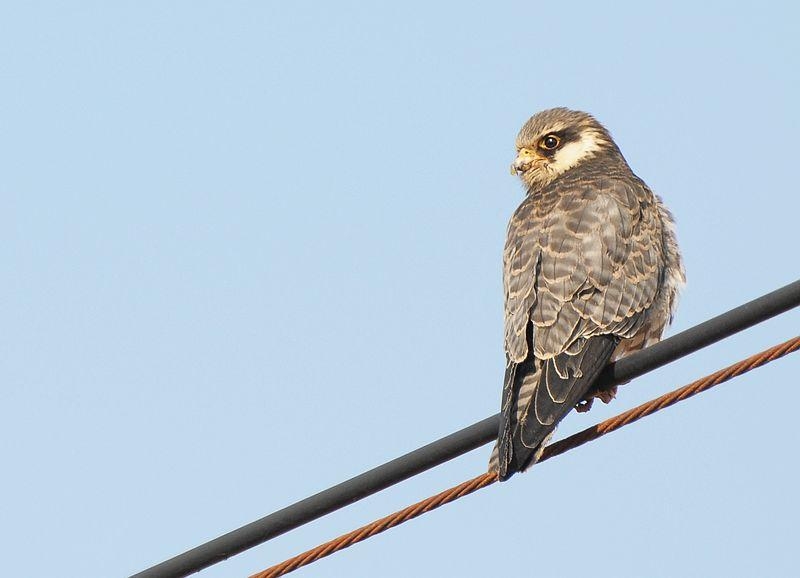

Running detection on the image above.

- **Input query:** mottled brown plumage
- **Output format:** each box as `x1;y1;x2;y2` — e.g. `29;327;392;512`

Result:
490;108;684;480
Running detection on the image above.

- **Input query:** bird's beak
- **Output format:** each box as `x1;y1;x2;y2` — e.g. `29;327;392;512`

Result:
511;148;536;176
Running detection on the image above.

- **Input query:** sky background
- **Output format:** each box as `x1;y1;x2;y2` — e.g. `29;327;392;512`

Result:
2;2;800;577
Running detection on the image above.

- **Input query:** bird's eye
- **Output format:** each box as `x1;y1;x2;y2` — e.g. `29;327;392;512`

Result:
540;134;561;150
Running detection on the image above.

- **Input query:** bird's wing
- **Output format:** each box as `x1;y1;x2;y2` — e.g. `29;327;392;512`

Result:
497;334;618;478
495;178;664;479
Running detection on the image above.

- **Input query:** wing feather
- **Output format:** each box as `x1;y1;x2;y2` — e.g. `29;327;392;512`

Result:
493;173;668;480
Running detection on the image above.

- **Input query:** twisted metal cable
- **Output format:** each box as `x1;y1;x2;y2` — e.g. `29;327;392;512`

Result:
251;335;800;578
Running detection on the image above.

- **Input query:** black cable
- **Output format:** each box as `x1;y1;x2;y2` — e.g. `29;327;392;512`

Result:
130;279;800;578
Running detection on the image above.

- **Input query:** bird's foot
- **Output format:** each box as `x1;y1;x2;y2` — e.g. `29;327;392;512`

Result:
575;385;618;412
596;385;618;404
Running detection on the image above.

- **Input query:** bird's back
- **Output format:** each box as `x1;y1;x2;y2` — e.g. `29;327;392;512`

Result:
495;156;682;479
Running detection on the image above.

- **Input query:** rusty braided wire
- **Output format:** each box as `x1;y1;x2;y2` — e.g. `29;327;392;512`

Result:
250;335;800;578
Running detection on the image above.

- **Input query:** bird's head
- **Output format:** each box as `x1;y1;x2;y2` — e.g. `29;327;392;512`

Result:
511;108;619;191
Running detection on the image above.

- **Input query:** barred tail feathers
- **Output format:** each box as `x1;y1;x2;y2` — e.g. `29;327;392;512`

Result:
491;335;618;481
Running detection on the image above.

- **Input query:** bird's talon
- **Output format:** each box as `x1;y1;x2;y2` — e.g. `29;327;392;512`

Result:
596;386;617;404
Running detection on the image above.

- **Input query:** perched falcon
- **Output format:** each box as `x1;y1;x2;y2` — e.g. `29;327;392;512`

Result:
489;108;685;481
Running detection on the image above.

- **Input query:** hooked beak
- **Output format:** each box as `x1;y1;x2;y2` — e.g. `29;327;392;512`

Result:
510;148;537;176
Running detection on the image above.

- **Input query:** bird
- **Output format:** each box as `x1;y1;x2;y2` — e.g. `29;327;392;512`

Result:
488;108;685;481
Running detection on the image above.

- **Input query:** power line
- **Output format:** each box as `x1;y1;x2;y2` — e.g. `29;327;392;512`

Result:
251;335;800;578
130;279;800;578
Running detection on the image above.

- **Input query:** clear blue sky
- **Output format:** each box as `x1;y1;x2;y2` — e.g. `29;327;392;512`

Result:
2;2;799;577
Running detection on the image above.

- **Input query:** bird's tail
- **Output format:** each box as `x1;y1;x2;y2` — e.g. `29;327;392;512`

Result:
489;335;618;480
